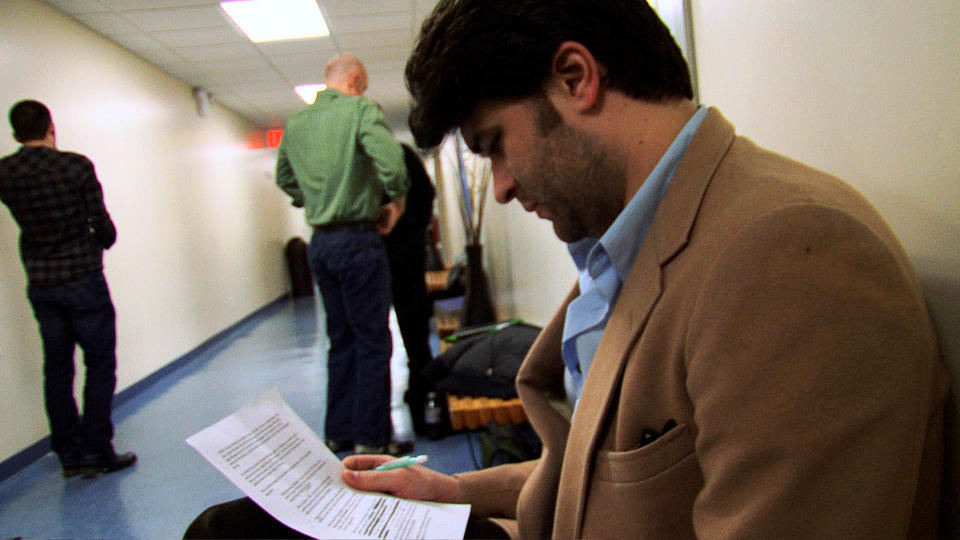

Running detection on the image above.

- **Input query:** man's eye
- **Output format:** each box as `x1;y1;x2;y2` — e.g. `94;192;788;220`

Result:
485;134;502;156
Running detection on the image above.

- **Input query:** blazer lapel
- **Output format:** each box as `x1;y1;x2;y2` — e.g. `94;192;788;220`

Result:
551;108;737;537
515;286;577;540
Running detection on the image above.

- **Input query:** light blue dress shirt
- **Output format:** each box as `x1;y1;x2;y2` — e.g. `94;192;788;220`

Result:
562;106;708;410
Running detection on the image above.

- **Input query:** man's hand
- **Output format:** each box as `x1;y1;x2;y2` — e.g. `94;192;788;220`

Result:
341;453;464;503
376;196;406;235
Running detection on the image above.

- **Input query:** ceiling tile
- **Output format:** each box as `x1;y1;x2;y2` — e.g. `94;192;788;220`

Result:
322;0;410;17
195;55;275;72
210;92;255;114
174;42;259;62
108;31;174;52
271;57;330;83
43;0;426;129
273;47;408;84
223;79;294;95
74;12;142;35
329;12;410;34
42;0;110;14
102;0;217;10
237;89;302;115
248;94;302;109
361;59;407;76
121;6;227;32
132;47;192;68
268;52;331;68
203;65;285;85
150;26;246;47
347;45;409;63
159;63;215;86
254;38;338;56
336;29;412;49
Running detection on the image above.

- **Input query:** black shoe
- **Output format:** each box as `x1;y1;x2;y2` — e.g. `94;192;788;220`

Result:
387;440;415;457
353;444;387;455
326;439;353;453
62;463;85;478
60;454;84;478
82;451;137;478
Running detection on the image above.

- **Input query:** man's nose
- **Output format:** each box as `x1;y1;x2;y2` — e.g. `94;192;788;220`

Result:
491;159;516;204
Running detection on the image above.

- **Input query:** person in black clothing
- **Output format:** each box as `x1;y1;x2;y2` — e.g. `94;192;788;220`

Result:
383;144;436;436
0;100;136;478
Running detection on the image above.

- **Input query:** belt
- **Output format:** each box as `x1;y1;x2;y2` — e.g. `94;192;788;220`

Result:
313;220;376;233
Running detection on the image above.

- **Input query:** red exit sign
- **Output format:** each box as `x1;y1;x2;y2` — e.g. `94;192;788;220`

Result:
266;129;284;148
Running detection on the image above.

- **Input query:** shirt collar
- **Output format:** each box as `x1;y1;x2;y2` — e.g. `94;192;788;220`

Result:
583;106;709;280
313;88;342;103
568;237;595;272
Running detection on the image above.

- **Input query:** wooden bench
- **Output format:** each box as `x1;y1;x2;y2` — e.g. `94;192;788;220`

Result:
425;269;449;293
427;280;528;430
434;311;460;345
447;394;526;431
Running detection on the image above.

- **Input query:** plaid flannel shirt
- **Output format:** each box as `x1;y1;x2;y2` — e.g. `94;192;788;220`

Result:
0;146;115;285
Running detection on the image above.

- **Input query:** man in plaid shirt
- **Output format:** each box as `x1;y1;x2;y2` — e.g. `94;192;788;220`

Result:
0;100;136;478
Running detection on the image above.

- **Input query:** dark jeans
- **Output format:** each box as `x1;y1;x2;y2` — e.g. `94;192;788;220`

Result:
184;496;509;539
384;231;434;435
308;230;392;447
27;271;117;463
184;497;307;539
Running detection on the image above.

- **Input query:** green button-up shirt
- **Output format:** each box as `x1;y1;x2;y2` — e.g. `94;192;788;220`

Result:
276;89;408;225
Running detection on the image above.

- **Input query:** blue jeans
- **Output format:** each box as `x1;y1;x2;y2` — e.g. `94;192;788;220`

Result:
27;271;117;463
308;230;392;447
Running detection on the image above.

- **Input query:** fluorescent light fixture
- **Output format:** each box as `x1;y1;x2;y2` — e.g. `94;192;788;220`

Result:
220;0;330;42
295;84;326;103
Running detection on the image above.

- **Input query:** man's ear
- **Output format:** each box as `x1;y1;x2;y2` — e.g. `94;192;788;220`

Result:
547;41;603;112
347;72;364;95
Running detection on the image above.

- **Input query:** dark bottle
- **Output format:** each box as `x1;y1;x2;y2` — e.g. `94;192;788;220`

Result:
424;391;444;440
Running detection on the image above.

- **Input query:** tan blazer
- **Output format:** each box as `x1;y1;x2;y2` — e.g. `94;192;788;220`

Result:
456;109;948;538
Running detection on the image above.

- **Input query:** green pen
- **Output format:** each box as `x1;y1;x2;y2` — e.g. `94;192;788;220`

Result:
443;317;523;343
372;454;429;471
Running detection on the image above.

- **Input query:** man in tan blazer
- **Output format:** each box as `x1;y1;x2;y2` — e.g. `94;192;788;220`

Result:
342;0;949;538
185;0;948;537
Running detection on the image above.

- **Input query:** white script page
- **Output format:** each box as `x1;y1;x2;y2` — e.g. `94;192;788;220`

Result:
186;389;470;539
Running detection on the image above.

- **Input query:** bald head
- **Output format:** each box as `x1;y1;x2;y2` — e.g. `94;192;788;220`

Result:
325;53;368;96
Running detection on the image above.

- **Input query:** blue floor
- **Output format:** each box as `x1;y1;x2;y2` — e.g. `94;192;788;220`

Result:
0;295;481;539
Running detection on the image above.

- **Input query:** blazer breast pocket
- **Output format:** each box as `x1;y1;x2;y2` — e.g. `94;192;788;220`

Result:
580;424;701;539
594;422;694;482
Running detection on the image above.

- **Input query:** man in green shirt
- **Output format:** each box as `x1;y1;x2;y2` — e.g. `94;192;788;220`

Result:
276;53;409;455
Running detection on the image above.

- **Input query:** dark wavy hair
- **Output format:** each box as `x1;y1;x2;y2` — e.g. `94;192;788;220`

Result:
9;100;52;142
405;0;693;149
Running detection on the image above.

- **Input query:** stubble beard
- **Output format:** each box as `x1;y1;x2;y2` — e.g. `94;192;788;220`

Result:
538;125;626;243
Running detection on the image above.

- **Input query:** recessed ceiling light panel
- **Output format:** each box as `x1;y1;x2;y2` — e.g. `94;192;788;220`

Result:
295;84;327;104
220;0;330;42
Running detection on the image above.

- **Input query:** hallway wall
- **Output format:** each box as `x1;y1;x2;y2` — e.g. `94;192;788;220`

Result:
0;0;306;463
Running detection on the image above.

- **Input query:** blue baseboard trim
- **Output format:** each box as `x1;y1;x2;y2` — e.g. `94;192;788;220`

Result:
112;295;289;411
0;437;51;484
0;294;291;484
